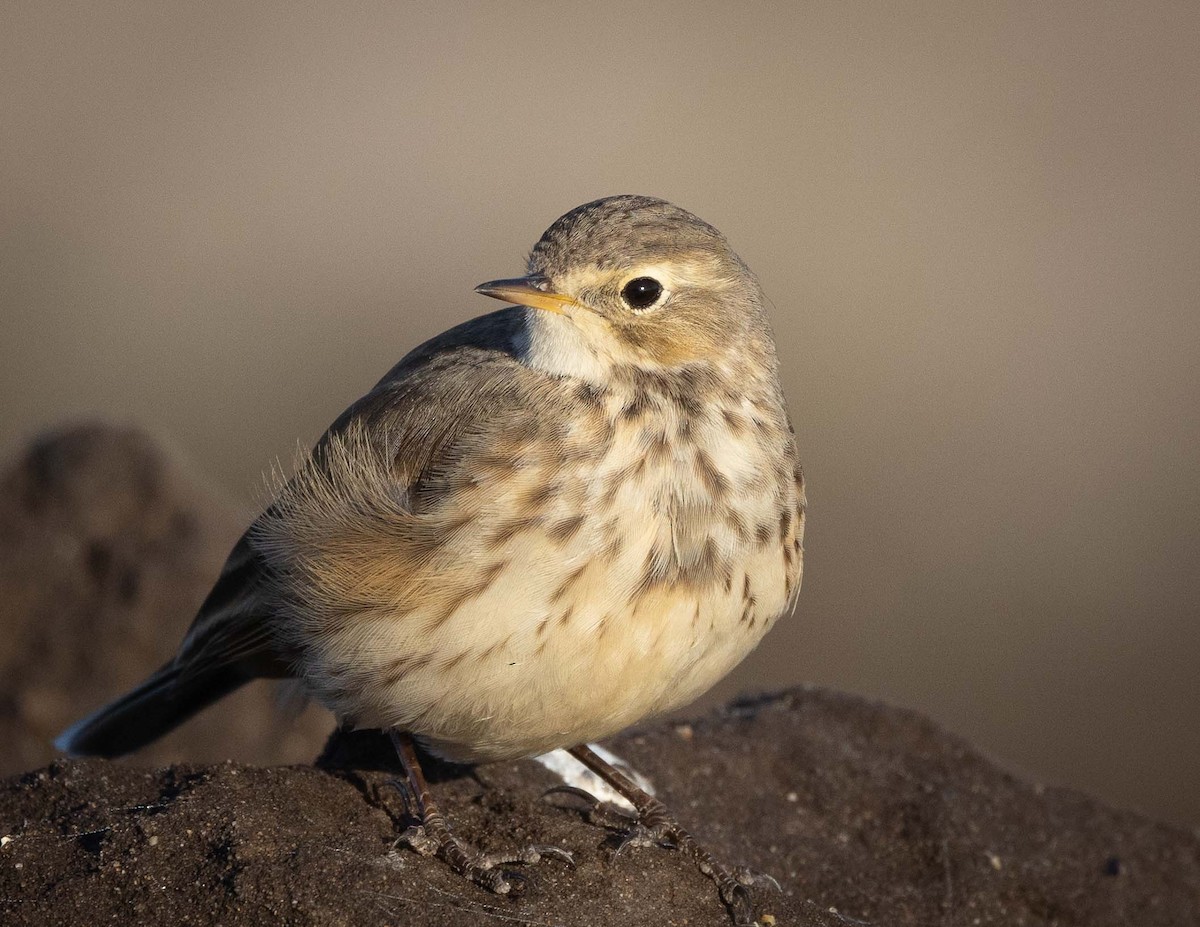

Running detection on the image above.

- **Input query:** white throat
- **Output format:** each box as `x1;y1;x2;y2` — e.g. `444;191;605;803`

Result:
518;307;615;384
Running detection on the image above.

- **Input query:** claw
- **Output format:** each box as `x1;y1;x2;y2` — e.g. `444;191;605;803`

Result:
475;847;574;896
529;844;577;869
735;867;781;892
541;784;601;808
387;775;419;818
543;785;639;831
477;844;575;870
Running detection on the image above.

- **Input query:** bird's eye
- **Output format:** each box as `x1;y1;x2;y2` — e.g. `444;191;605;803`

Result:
621;276;665;312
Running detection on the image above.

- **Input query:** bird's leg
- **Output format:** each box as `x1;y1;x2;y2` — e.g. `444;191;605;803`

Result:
389;731;573;895
567;743;776;927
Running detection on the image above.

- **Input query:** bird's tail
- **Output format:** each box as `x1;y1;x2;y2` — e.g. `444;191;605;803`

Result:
55;658;257;758
55;528;294;758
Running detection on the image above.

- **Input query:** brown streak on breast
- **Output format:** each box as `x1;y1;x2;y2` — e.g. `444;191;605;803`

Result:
620;390;653;421
488;513;545;547
478;641;501;661
427;560;507;630
521;480;560;510
724;506;750;542
721;407;747;433
697;536;720;575
438;507;476;536
382;652;432;689
546;513;585;543
550;564;588;605
644;429;672;465
695;449;731;496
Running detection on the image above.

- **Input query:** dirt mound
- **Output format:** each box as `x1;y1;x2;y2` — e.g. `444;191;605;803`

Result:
0;423;332;775
3;687;1198;926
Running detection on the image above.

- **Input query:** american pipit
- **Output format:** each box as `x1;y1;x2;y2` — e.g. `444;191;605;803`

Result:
57;195;806;925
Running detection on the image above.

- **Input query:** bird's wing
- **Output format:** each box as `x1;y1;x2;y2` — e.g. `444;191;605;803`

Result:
173;307;549;678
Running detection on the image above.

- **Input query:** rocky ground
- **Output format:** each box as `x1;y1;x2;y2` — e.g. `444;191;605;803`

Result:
1;425;1197;926
4;688;1200;926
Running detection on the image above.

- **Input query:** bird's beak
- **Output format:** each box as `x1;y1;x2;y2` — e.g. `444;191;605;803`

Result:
474;275;577;315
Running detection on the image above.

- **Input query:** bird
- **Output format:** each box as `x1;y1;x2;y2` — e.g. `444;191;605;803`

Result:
56;194;806;926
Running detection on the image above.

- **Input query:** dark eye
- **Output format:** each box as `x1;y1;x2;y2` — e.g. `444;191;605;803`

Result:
621;276;664;311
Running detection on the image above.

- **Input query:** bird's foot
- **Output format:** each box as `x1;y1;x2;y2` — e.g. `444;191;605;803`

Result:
395;823;574;895
622;805;777;925
387;733;573;896
545;783;777;926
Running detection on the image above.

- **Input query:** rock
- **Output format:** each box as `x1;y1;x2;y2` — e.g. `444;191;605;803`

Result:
2;688;1199;926
0;423;331;774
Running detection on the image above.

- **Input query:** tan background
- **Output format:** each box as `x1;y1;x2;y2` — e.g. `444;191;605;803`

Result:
2;3;1197;825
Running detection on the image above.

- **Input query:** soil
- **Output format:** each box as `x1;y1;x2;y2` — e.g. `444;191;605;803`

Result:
1;426;1198;925
3;689;1199;926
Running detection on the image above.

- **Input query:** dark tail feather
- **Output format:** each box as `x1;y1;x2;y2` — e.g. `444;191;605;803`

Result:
55;660;253;758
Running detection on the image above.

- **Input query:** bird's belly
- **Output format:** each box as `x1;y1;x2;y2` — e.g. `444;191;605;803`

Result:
324;503;792;763
412;577;784;762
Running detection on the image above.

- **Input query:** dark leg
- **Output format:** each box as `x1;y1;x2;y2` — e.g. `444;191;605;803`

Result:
567;743;774;927
390;731;573;894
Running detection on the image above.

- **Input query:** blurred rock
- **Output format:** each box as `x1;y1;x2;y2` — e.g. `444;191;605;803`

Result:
0;423;331;775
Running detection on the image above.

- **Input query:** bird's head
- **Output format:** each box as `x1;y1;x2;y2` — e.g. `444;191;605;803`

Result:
475;195;777;382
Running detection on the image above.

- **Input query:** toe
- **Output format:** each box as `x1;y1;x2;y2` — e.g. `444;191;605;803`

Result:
614;825;662;855
395;825;438;857
735;867;780;892
531;844;576;868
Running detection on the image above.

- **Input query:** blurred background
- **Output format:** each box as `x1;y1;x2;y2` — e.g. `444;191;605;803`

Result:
2;2;1197;825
